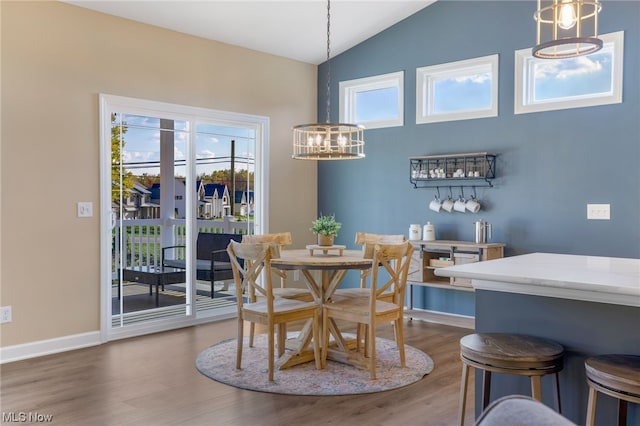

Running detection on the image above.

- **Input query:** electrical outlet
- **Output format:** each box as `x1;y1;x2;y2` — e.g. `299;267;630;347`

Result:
77;202;93;218
587;203;610;220
1;306;12;323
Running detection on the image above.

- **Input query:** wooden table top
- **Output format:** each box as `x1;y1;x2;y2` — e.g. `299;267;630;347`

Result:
270;249;371;270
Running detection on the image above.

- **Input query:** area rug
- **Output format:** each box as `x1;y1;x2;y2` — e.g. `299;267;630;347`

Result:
195;333;434;395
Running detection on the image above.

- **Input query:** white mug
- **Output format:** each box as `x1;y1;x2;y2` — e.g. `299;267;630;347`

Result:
466;198;481;213
442;197;455;213
454;198;467;213
429;198;442;212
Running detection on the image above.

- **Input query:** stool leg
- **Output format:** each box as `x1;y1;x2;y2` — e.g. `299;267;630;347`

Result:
531;375;542;401
458;363;470;426
482;370;492;410
554;372;562;413
617;399;627;426
586;386;597;426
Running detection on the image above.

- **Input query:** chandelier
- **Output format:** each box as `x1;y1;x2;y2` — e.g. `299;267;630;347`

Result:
533;0;603;59
292;0;365;160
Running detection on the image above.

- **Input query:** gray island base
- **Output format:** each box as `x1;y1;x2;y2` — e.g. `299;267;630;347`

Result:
437;253;640;426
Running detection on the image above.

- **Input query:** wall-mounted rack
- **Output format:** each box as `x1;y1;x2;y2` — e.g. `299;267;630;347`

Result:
409;152;497;189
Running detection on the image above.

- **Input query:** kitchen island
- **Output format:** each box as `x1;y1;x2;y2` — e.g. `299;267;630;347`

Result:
436;253;640;425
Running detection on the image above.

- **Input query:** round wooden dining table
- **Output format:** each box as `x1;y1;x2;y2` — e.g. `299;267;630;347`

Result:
270;249;372;369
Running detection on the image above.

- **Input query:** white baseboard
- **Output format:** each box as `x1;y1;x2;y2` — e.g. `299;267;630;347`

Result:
405;308;475;329
0;331;102;364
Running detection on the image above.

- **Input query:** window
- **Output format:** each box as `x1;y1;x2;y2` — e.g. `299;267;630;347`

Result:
100;94;268;340
416;54;499;124
514;31;624;114
339;71;404;129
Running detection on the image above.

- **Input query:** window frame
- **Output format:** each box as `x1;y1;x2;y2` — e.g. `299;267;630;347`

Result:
339;71;404;130
416;54;499;124
514;31;624;115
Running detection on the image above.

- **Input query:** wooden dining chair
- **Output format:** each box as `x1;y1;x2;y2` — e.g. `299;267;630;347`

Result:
332;232;406;350
242;232;313;346
241;232;311;297
333;232;406;300
322;241;413;379
228;241;321;381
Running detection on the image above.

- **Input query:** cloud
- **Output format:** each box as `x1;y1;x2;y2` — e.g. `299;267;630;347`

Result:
452;72;491;84
535;56;603;80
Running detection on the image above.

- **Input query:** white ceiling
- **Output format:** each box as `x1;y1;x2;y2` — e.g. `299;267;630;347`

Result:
63;0;436;64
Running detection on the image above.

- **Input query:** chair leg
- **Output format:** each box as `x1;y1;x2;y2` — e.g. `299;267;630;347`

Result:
482;370;492;410
368;321;376;380
249;321;256;347
458;362;470;426
554;372;562;413
277;323;286;357
395;318;406;367
618;399;628;426
236;318;244;370
585;386;597;426
530;375;542;402
268;326;275;381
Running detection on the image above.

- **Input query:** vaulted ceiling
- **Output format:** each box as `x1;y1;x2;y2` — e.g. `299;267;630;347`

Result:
63;1;436;64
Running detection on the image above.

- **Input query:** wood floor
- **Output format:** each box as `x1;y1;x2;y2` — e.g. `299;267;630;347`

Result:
0;319;475;426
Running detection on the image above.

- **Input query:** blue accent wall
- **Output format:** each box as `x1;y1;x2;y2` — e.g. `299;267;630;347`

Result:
316;1;640;316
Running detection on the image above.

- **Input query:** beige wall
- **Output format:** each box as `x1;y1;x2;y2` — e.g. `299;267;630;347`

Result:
0;1;318;347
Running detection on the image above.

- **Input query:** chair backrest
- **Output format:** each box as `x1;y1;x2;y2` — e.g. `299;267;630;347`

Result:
197;233;242;261
355;232;406;259
241;232;292;258
370;241;414;307
227;241;277;313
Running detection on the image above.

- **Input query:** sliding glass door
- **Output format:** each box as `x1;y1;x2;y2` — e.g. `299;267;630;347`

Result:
100;95;268;340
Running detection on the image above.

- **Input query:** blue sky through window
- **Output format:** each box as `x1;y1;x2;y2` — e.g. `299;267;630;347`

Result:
117;114;255;176
354;87;399;122
532;52;613;101
432;72;493;114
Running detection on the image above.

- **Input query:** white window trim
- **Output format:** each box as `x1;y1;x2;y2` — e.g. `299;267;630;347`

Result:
416;54;499;124
514;31;624;115
339;71;404;130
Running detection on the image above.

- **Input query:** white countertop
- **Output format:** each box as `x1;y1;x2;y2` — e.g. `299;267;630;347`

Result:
435;252;640;307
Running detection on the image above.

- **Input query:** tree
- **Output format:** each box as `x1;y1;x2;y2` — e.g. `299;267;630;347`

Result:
111;113;136;202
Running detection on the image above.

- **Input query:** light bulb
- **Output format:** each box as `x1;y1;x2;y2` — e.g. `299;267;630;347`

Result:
558;0;577;30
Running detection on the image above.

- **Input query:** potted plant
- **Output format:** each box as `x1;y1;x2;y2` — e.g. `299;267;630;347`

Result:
310;214;342;246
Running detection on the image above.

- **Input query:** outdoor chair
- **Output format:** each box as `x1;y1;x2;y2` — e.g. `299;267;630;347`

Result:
162;232;242;297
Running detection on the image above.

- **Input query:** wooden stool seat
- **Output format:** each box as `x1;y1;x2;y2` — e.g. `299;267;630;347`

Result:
458;333;564;426
585;354;640;426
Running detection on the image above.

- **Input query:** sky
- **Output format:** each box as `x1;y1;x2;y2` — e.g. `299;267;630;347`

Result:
116;115;256;177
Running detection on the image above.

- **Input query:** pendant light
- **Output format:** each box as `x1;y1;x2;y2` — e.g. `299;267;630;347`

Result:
533;0;602;59
292;0;365;160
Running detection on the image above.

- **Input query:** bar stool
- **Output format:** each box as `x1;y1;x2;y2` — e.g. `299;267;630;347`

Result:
585;354;640;426
458;333;564;426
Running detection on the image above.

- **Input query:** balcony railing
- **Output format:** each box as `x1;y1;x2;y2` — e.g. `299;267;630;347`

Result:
112;216;253;273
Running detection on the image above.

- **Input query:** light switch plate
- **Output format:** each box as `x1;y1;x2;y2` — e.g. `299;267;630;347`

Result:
77;202;93;218
587;203;610;220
